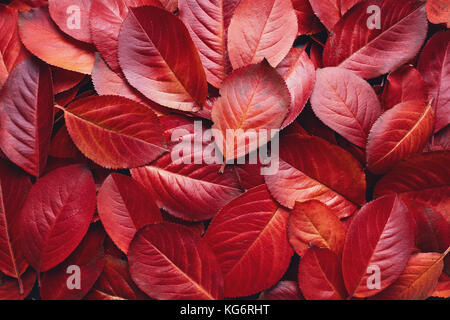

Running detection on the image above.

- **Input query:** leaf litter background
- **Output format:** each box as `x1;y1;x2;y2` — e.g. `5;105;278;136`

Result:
0;0;448;300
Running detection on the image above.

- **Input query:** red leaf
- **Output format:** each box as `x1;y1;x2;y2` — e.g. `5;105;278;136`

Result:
18;6;95;74
0;160;31;283
277;48;316;129
425;125;450;152
0;269;36;300
310;67;381;148
129;222;224;300
89;0;163;74
298;247;347;300
227;0;297;69
309;0;361;30
381;65;428;110
342;195;414;298
366;100;435;174
323;0;428;79
131;115;242;221
288;200;347;257
118;5;207;112
0;58;53;177
259;280;303;300
265;135;366;218
49;124;79;159
20;165;96;272
48;0;92;43
203;185;293;298
51;67;85;95
86;254;148;300
291;0;323;35
417;30;450;133
0;5;30;87
62;95;167;169
432;273;450;298
40;225;105;300
211;60;290;161
179;0;241;88
376;251;447;300
97;173;162;254
426;0;450;27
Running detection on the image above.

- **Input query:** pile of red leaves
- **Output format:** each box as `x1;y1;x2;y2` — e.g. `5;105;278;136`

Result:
0;0;448;300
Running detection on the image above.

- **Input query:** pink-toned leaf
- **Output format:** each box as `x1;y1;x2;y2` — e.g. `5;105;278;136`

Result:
203;185;293;298
298;247;347;300
0;160;31;283
265;135;366;218
381;64;428;110
277;48;316;129
309;0;361;30
212;60;290;161
97;173;162;254
61;95;167;169
179;0;241;88
323;0;428;79
0;58;53;177
417;30;450;133
40;225;105;300
129;222;224;300
48;0;92;43
425;125;450;152
259;280;303;300
288;200;347;257
376;251;447;300
118;5;207;112
18;6;95;74
342;195;414;298
227;0;298;69
310;67;381;148
20;165;96;272
366;100;435;174
131;115;242;221
89;0;163;74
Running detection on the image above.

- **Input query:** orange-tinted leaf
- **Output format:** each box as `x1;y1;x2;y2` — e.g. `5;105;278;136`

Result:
417;30;450;133
203;185;293;298
118;5;207;112
51;67;85;95
376;251;447;300
432;273;450;298
342;195;414;298
20;165;96;272
212;60;290;161
18;6;95;74
62;95;167;169
227;0;297;69
265;135;366;218
311;67;381;148
48;0;92;43
298;247;347;300
277;48;315;129
179;0;241;88
367;100;434;174
97;173;162;254
323;0;428;79
288;200;346;257
0;58;53;177
426;0;450;27
129;223;224;300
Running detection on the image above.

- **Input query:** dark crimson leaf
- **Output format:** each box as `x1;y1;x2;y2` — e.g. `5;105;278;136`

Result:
203;185;293;298
129;223;224;300
291;0;323;35
0;58;53;177
20;165;96;272
0;269;36;300
342;195;414;298
259;280;303;300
